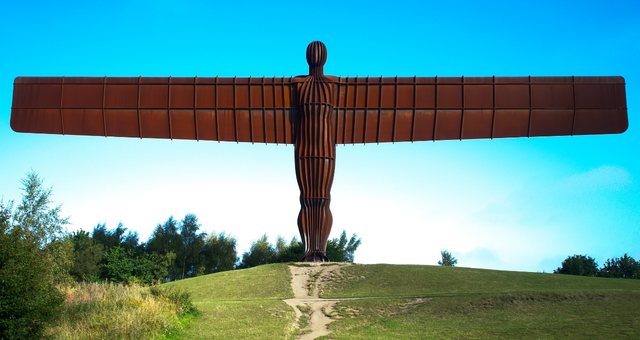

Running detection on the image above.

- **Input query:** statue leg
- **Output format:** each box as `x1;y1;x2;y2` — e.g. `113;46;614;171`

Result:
295;156;335;262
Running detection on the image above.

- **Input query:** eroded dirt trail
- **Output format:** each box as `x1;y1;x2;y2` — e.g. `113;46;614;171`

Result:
284;263;348;340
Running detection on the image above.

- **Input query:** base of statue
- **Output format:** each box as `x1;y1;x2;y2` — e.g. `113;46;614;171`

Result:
302;251;329;262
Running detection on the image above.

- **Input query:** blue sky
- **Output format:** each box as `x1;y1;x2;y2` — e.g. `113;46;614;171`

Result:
1;1;638;271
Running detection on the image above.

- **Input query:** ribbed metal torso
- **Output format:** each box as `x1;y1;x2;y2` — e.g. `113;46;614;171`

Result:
292;41;337;261
294;74;336;261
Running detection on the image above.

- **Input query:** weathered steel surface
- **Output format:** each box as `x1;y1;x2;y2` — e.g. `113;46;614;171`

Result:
332;76;627;143
292;41;336;262
10;41;629;261
11;77;297;143
11;75;627;143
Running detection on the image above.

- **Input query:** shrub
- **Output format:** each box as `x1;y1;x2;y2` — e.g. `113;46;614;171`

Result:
554;255;598;276
0;225;64;339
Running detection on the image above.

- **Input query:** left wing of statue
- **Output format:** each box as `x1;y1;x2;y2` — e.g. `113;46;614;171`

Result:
11;77;298;144
332;76;627;144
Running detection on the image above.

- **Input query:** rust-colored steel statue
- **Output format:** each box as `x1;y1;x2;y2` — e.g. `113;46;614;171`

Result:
293;42;336;261
10;41;628;261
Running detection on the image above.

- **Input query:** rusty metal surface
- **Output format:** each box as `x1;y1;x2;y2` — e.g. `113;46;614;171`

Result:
11;77;297;143
294;41;336;261
333;76;627;143
9;41;629;261
11;75;627;144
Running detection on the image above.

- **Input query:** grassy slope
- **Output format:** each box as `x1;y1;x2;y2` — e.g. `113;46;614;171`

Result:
167;263;640;339
322;264;640;339
164;263;295;339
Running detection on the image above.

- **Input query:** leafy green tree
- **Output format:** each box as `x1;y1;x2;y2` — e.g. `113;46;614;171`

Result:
239;231;361;268
238;234;276;268
554;254;598;276
327;231;361;262
0;224;64;339
201;232;237;273
70;230;104;281
275;236;304;262
0;172;70;338
11;172;73;284
92;222;140;252
599;254;639;279
147;216;183;279
121;230;143;254
12;171;69;248
92;222;125;250
438;250;458;267
44;236;74;284
0;201;11;231
102;246;136;283
134;252;175;284
101;246;172;284
147;217;181;254
178;214;205;279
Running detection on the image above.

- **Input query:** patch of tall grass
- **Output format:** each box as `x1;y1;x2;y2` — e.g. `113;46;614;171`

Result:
45;282;197;339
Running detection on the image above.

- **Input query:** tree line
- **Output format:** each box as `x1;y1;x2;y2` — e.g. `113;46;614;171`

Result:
555;254;640;279
0;171;361;338
72;217;361;284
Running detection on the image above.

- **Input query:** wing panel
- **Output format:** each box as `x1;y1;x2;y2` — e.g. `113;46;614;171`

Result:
334;76;627;143
11;77;297;144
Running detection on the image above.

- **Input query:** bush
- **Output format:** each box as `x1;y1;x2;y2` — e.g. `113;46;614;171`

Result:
554;255;598;276
599;254;639;279
150;286;198;316
0;224;64;339
438;250;458;267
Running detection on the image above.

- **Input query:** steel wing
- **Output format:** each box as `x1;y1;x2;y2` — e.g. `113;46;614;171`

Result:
11;76;298;144
332;76;627;144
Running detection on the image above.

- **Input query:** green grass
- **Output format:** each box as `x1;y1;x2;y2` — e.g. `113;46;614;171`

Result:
154;263;640;338
164;263;296;339
322;264;640;298
45;282;196;339
321;264;640;339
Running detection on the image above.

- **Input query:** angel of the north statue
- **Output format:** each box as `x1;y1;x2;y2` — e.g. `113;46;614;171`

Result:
10;41;628;261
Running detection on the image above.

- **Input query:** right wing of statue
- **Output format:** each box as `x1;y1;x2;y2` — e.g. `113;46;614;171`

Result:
332;76;627;144
10;76;299;144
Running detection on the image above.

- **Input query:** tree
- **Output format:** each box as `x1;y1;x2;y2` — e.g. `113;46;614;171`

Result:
100;245;172;284
201;232;237;273
12;171;69;248
238;234;276;268
554;254;598;276
238;231;361;268
134;252;175;284
146;216;182;280
11;172;73;284
599;254;639;279
69;230;104;282
327;231;361;262
275;236;304;262
438;250;457;267
92;222;138;252
0;223;64;338
147;217;181;254
0;172;70;338
102;246;137;283
178;214;205;279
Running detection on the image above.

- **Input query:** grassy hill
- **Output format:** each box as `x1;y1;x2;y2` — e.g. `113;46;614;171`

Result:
164;264;295;338
166;263;640;339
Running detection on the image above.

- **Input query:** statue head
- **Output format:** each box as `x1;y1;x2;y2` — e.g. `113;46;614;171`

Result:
306;41;327;77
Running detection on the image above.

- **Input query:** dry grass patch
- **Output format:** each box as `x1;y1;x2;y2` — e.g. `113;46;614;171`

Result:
45;282;196;339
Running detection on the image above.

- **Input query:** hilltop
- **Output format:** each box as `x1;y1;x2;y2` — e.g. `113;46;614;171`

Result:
166;263;640;339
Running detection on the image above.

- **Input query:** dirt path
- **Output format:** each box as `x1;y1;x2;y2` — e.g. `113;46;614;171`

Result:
284;263;348;339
